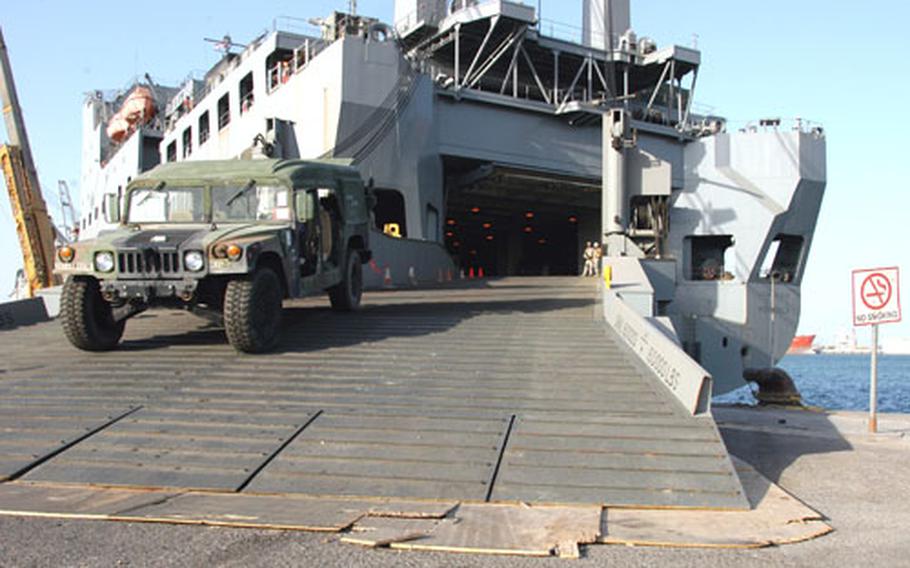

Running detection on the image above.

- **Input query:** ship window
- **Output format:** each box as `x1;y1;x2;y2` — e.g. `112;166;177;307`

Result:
686;235;733;281
759;234;804;283
166;141;177;163
374;189;407;238
239;72;254;114
199;111;210;145
182;126;192;158
266;50;294;92
217;93;230;129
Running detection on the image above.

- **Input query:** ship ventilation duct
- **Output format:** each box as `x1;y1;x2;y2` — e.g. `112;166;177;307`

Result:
582;0;631;51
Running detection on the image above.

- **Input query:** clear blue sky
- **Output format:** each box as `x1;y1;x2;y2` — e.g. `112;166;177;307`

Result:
1;1;907;344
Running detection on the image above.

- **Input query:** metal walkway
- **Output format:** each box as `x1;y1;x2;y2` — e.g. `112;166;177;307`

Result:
0;278;746;509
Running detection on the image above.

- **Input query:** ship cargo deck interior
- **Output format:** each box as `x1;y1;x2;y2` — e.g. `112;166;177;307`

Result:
443;160;600;276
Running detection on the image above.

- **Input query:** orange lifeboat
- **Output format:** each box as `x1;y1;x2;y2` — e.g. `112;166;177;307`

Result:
105;115;131;143
105;86;156;143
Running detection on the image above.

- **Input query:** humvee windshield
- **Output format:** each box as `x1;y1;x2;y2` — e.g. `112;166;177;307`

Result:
126;183;291;223
128;186;205;223
212;184;290;222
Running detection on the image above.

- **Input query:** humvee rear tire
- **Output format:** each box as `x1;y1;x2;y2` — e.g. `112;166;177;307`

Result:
60;276;125;351
329;250;363;311
223;268;283;353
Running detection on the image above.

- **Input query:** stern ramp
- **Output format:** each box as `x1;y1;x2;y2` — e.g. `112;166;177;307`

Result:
0;277;745;510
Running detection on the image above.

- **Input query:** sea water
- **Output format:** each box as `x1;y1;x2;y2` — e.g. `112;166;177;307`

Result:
713;354;910;413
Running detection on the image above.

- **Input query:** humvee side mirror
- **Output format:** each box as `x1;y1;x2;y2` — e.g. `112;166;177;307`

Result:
105;193;121;224
295;191;314;221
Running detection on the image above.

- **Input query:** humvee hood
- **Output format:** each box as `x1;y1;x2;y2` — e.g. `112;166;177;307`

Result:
110;229;200;249
102;223;282;251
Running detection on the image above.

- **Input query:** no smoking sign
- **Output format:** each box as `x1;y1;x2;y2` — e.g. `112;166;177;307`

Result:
852;267;901;326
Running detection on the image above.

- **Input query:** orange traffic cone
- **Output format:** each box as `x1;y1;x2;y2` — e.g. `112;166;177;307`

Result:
478;267;485;278
468;267;475;279
446;269;453;282
383;267;393;287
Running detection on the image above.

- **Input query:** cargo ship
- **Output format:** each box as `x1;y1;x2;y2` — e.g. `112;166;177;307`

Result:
70;0;826;395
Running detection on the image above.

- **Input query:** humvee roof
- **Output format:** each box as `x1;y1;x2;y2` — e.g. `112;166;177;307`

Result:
130;159;360;188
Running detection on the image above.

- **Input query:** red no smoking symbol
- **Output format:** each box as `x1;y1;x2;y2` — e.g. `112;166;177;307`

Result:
861;273;892;310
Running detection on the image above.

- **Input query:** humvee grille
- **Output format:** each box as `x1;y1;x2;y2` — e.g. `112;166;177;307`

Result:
118;251;182;276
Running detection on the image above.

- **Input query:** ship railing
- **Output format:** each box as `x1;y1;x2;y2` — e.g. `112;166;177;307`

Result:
393;0;447;35
537;17;624;50
393;8;419;35
731;117;825;137
266;38;328;94
272;16;322;38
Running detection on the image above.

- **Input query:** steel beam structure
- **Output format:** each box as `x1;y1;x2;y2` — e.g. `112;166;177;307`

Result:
411;5;701;132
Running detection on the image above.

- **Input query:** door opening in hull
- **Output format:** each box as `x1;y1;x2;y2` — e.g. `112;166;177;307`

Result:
443;160;600;276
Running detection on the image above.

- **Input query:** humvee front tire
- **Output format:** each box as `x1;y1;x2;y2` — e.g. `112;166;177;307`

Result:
329;249;363;311
60;276;126;351
223;268;283;353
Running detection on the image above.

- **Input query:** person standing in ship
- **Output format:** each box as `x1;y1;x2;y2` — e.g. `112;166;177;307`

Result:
582;242;595;277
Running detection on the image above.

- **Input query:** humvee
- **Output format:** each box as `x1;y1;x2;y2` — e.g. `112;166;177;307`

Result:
55;159;372;353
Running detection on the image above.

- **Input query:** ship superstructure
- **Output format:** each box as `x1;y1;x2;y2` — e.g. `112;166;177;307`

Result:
77;0;827;394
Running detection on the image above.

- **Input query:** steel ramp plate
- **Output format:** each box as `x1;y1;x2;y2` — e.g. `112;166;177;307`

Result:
0;278;746;509
490;415;745;508
22;405;319;491
245;411;510;500
0;402;138;481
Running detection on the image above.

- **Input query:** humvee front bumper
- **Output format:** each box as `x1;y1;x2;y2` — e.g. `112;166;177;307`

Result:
99;279;200;303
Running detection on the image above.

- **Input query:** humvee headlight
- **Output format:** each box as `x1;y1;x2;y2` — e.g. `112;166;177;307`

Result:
94;251;115;273
226;244;243;261
184;250;205;272
58;246;75;263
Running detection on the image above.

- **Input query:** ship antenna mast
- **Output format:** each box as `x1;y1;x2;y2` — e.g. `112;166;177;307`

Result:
348;1;357;15
203;34;246;56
